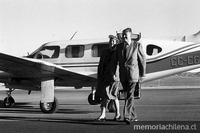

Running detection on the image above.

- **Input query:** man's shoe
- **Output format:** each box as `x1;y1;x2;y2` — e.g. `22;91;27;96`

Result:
124;119;131;125
124;118;138;125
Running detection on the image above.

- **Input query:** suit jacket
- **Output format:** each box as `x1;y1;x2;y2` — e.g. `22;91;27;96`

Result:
112;41;146;82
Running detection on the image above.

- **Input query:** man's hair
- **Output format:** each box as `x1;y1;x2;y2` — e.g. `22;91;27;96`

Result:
122;28;132;35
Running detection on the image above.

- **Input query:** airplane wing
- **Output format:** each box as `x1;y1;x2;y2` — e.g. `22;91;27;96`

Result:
0;52;96;84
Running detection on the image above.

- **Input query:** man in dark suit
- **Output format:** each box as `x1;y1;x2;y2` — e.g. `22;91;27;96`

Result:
112;28;146;124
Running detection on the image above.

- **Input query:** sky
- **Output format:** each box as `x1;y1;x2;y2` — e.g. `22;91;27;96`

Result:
1;0;200;57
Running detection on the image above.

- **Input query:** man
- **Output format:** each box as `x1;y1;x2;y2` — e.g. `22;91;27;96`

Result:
112;28;146;124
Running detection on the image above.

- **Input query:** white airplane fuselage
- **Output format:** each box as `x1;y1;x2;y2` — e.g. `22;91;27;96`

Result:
34;38;200;87
1;38;200;89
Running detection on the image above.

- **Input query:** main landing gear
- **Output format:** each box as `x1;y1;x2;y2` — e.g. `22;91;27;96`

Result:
39;97;58;114
39;78;58;113
2;87;58;114
87;87;116;112
88;87;101;105
3;88;15;108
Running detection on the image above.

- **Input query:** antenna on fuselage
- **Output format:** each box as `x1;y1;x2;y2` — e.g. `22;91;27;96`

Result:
70;31;77;40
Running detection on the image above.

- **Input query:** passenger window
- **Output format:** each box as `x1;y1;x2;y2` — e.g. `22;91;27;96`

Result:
92;43;109;57
146;44;162;56
65;45;84;58
37;46;60;59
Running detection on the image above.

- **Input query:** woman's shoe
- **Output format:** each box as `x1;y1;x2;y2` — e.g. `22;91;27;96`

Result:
95;117;106;121
113;115;121;121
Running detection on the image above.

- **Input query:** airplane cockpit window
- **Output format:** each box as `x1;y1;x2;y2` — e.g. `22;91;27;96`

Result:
36;46;60;59
92;43;109;57
65;45;84;58
146;44;162;56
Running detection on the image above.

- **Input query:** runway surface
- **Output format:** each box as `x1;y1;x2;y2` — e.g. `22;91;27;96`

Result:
0;87;200;133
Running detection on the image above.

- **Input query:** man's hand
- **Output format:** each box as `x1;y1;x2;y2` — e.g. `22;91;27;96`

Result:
140;76;145;82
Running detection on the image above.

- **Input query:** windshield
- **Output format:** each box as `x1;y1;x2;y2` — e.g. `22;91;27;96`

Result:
27;45;60;59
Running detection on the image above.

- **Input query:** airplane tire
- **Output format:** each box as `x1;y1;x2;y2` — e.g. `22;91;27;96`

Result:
3;96;15;108
40;97;58;114
88;93;101;105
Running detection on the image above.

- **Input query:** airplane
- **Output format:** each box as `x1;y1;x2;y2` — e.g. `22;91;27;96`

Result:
1;34;200;114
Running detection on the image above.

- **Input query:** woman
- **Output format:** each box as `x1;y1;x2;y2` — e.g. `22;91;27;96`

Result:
95;35;121;121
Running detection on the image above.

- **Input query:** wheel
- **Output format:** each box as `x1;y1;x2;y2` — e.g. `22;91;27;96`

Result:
88;93;101;105
3;96;15;108
40;97;58;114
107;100;116;112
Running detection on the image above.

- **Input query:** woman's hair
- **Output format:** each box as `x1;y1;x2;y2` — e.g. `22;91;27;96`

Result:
109;35;119;44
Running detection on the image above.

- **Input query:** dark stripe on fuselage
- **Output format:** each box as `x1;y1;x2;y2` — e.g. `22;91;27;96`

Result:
55;62;98;68
147;42;200;62
55;62;99;65
62;65;98;68
55;50;200;74
147;50;200;73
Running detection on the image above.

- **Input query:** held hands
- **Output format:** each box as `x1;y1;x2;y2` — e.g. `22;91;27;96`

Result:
140;76;145;82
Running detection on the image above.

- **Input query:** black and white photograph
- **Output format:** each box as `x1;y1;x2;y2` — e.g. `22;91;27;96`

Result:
0;0;200;132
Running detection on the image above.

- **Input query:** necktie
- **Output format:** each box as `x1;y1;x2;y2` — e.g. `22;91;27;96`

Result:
124;43;128;60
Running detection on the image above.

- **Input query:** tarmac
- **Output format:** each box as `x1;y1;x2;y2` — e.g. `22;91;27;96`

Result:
0;87;200;133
